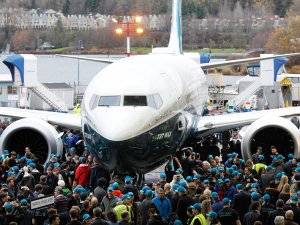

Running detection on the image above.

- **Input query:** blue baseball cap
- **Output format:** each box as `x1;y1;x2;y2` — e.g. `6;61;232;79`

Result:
258;155;265;160
172;184;179;191
28;163;36;169
70;147;76;152
177;186;186;193
160;173;166;179
263;194;270;201
211;168;217;174
125;176;133;183
107;186;114;192
73;188;82;194
121;194;131;201
224;178;230;183
222;197;231;204
208;154;213;159
174;220;183;225
232;171;240;176
180;179;187;187
231;165;237;170
206;212;218;218
113;182;119;190
3;150;9;156
193;174;201;180
0;156;3;161
277;155;285;160
218;167;224;171
266;166;274;171
217;178;223;184
291;195;298;202
7;172;15;177
227;168;234;173
20;199;28;205
295;168;300;173
145;190;153;196
211;192;218;198
140;186;150;193
251;192;260;200
5;203;13;212
82;214;91;221
288;153;294;159
127;192;134;198
203;179;209;184
186;176;192;182
176;169;183;174
191;203;202;211
236;184;243;190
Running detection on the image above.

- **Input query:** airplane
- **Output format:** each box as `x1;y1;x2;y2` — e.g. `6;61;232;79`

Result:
0;0;300;180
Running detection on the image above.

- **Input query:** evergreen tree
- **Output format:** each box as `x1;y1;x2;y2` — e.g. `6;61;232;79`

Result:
62;0;70;15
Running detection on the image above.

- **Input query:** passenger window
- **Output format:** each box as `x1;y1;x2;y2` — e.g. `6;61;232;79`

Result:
124;96;147;106
98;96;121;106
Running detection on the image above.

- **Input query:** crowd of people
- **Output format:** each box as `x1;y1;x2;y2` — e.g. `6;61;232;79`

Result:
0;130;299;225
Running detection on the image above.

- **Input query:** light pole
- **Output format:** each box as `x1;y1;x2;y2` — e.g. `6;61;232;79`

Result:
112;16;143;57
77;40;84;95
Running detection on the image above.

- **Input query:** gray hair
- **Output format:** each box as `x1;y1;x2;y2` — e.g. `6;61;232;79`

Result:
274;216;284;225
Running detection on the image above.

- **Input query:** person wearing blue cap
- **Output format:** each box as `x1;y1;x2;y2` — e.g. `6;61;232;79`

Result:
260;194;275;224
218;197;241;225
114;194;133;223
224;178;236;201
176;186;193;224
100;186;117;219
253;154;267;173
189;203;206;225
233;183;251;222
140;189;156;224
82;213;92;224
206;212;220;225
123;176;139;201
211;192;223;213
152;188;172;222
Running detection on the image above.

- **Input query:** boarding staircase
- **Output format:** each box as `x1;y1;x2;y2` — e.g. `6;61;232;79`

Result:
29;83;67;112
231;78;262;107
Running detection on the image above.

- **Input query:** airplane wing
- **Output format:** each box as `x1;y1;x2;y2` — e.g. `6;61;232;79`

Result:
200;52;300;69
0;107;81;129
196;106;300;137
56;54;116;64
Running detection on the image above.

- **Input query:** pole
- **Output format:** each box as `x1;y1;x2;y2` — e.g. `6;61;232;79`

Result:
77;40;82;95
126;23;130;57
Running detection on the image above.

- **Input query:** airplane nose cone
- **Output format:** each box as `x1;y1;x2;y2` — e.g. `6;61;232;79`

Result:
92;107;154;141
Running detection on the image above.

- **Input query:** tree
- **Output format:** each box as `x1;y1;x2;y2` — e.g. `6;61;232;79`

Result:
62;0;70;15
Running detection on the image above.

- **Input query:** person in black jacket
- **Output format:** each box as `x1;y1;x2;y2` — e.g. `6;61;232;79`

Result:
267;199;286;225
141;190;158;224
243;201;262;225
90;207;109;225
232;184;251;222
146;208;165;225
89;159;110;191
176;186;193;224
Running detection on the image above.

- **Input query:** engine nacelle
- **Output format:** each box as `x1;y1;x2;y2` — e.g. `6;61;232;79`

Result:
0;118;63;164
241;116;300;160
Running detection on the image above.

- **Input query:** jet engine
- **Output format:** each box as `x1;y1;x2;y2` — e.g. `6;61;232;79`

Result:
241;116;300;160
0;118;63;164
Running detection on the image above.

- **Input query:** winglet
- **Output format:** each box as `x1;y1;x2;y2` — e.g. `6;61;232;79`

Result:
168;0;183;54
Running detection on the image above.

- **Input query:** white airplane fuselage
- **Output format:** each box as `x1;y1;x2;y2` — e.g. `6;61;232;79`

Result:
81;53;208;174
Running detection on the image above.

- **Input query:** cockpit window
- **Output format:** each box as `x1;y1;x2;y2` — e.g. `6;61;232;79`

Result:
124;96;147;106
98;96;121;106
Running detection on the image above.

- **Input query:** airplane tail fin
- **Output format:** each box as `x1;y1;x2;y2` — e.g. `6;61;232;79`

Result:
152;0;182;55
168;0;183;54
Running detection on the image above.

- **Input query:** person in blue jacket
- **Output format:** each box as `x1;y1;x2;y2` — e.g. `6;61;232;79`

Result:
152;188;172;222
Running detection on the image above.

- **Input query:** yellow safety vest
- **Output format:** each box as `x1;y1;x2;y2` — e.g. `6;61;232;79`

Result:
191;213;207;225
113;204;132;222
252;163;266;173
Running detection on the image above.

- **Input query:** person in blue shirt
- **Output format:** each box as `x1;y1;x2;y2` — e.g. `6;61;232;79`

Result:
152;188;172;222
